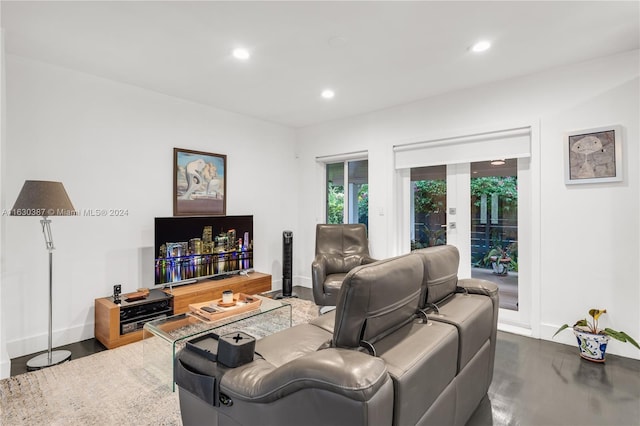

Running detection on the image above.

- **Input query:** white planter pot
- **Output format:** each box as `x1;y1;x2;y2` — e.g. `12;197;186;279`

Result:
573;327;610;362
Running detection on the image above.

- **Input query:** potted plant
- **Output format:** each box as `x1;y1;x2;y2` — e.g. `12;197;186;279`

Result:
553;309;640;362
483;244;512;276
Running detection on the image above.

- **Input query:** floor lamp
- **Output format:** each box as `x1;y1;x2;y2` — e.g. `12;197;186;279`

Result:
11;180;75;370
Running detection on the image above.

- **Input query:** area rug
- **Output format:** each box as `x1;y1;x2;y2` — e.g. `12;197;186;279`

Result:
0;297;319;426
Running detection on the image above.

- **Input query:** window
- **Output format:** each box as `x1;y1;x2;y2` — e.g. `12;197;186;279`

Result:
470;159;519;311
411;165;447;249
326;159;368;225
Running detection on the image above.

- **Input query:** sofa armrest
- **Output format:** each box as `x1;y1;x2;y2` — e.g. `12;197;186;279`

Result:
312;254;328;301
457;278;498;298
220;348;389;404
457;278;499;320
359;255;378;265
458;277;499;387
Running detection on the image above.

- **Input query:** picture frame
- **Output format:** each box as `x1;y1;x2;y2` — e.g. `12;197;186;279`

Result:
565;125;622;185
173;148;226;216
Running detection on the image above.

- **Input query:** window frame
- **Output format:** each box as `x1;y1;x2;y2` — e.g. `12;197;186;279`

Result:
317;152;368;225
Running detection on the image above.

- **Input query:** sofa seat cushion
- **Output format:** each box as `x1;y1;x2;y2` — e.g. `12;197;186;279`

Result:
428;293;493;372
324;273;347;293
376;319;458;426
310;309;336;334
255;323;332;368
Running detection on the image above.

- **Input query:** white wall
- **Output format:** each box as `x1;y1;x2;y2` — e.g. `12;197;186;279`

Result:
0;55;297;372
0;29;8;378
295;50;640;359
1;48;638;378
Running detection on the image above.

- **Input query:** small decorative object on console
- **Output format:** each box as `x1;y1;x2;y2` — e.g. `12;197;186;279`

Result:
222;290;234;304
125;288;150;302
189;293;262;321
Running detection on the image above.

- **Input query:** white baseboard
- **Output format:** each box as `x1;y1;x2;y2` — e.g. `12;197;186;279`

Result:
6;322;95;359
0;359;10;379
497;322;533;337
295;275;311;288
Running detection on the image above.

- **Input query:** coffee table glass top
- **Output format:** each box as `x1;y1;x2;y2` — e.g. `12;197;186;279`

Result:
143;295;292;390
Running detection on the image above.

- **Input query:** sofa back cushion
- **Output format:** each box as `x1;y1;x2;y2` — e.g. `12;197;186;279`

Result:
316;224;370;274
332;254;423;350
413;245;460;306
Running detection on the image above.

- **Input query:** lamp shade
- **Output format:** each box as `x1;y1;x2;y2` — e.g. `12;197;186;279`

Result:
11;180;75;217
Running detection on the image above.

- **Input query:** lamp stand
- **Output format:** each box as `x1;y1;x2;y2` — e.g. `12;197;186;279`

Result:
26;217;71;370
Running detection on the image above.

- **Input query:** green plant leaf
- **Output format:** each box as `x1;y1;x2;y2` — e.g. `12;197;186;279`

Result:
589;309;606;321
604;328;626;342
620;332;640;350
604;328;640;350
573;319;588;328
553;324;570;338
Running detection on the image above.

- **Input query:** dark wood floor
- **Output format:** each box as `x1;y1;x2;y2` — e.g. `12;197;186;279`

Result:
10;285;640;425
10;336;108;377
10;286;314;377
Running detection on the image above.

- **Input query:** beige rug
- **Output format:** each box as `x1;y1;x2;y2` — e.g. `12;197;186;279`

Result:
0;297;319;426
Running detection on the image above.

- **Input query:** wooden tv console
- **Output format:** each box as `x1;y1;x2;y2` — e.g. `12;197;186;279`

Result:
94;272;272;349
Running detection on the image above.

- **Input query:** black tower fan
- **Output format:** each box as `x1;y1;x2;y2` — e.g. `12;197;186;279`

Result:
275;230;297;299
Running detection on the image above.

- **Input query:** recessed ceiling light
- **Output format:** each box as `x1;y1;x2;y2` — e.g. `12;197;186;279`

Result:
232;48;250;60
321;89;335;99
490;159;506;166
471;40;491;53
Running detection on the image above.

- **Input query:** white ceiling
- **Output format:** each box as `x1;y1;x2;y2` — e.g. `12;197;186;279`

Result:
2;1;639;128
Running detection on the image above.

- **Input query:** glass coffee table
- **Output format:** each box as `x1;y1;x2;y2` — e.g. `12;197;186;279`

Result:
143;295;292;390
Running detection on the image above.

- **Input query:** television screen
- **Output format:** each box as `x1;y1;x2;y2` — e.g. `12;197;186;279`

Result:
154;215;253;286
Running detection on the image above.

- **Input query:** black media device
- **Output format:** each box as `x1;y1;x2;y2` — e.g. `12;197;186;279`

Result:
119;289;173;335
113;284;122;304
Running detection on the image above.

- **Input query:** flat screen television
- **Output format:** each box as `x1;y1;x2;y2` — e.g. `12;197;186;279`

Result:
154;215;253;286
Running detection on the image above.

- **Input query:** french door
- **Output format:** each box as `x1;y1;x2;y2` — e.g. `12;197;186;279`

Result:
401;156;532;327
410;160;520;310
395;125;534;329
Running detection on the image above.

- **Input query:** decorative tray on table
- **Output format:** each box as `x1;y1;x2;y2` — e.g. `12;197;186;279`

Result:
188;293;262;321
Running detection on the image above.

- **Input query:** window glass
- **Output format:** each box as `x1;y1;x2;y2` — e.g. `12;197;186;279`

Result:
326;160;368;225
470;159;519;311
410;165;447;249
326;162;344;224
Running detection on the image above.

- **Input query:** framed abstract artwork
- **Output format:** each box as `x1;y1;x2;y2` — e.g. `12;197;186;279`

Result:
173;148;226;216
565;125;622;185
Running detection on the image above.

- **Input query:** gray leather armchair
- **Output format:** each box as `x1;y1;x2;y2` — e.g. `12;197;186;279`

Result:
311;223;376;308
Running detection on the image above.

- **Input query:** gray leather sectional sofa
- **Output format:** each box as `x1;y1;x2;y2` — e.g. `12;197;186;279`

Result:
176;245;499;426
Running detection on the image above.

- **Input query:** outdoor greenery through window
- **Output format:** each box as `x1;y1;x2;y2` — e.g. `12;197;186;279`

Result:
411;166;447;249
470;159;519;311
326;160;368;225
470;163;518;273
